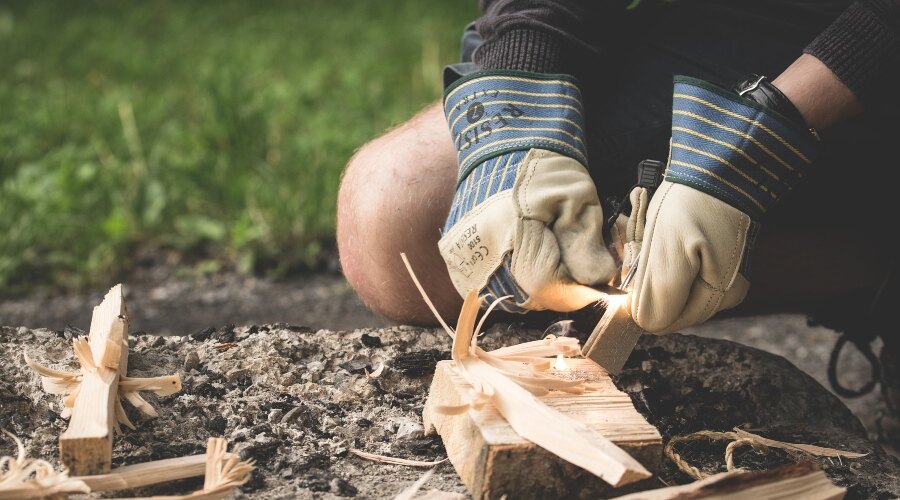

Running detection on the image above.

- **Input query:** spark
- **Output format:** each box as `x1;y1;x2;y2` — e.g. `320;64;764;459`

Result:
553;353;569;371
599;292;628;310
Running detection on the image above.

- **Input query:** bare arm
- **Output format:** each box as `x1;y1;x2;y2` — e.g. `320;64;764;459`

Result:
771;54;864;130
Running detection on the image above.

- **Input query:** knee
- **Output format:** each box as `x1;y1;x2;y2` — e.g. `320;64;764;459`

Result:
337;103;462;325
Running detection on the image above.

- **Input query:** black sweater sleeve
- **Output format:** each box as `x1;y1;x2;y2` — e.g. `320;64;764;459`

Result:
804;0;900;113
473;0;604;74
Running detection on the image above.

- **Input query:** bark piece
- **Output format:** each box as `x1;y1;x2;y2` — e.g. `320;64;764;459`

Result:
59;284;129;475
423;357;662;499
611;462;845;499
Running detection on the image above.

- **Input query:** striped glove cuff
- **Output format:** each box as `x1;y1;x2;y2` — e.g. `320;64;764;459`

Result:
443;70;588;187
667;76;819;220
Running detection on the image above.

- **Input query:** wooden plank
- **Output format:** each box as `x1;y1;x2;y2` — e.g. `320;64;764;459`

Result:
423;358;662;499
59;284;129;475
582;300;643;376
611;463;845;500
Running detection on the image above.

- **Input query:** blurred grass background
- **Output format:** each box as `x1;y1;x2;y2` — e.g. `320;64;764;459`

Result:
0;0;477;294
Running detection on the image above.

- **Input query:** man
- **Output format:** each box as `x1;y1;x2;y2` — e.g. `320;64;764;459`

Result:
338;1;898;399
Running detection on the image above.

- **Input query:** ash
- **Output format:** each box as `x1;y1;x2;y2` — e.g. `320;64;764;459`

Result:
2;324;899;499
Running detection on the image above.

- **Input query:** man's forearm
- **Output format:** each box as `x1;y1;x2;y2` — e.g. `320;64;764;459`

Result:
772;54;864;130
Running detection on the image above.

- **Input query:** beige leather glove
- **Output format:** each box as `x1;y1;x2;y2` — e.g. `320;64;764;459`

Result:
628;76;818;333
439;70;617;313
439;149;616;312
630;180;752;333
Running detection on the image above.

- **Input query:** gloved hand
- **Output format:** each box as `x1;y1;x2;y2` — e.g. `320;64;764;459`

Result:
438;70;616;313
630;76;819;333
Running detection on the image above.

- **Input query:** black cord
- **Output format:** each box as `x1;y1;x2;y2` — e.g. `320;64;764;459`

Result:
827;334;880;398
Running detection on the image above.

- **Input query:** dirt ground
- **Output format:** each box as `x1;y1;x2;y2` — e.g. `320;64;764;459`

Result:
2;270;898;498
0;269;888;438
3;323;899;499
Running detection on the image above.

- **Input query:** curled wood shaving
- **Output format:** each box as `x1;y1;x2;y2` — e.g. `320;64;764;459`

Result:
666;427;868;480
0;430;90;499
396;257;590;408
487;334;581;360
189;438;255;498
23;347;182;433
350;449;448;468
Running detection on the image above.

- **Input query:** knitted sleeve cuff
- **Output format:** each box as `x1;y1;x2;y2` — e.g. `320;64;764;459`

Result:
473;28;568;74
804;0;900;110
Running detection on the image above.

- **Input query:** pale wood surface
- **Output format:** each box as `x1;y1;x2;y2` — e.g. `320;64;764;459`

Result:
75;454;207;491
582;303;643;376
423;359;662;499
60;284;128;475
612;463;845;500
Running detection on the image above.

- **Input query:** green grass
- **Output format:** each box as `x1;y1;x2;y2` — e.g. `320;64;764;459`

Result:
0;0;477;293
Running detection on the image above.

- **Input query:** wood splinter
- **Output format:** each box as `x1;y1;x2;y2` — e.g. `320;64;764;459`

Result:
24;284;183;475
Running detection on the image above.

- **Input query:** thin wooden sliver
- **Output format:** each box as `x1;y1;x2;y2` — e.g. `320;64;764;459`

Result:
350;449;448;468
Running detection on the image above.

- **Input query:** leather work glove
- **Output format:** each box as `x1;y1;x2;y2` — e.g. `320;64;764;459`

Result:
438;70;617;313
630;76;819;333
616;186;650;287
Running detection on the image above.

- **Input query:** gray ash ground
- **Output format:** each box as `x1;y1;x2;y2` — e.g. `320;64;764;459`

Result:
2;323;900;499
1;269;887;442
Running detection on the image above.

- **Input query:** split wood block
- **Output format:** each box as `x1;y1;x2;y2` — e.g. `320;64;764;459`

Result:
60;284;129;475
423;358;662;500
582;301;643;376
611;463;845;500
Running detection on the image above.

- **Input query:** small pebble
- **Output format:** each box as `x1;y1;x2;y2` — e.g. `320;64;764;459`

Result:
394;419;424;441
183;351;201;372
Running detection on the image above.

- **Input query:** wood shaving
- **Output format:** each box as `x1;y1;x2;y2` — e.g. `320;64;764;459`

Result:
666;427;868;480
350;449;448;468
0;430;90;499
365;361;385;379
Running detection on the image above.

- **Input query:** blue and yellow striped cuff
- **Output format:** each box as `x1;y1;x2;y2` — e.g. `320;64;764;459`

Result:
443;70;588;187
666;76;818;220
